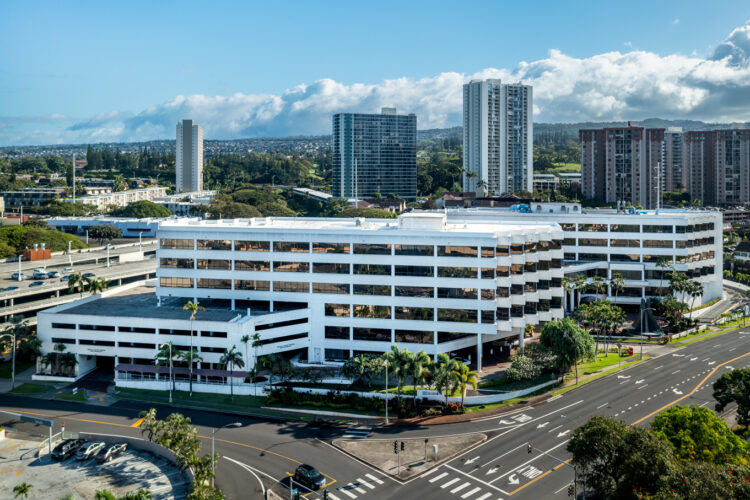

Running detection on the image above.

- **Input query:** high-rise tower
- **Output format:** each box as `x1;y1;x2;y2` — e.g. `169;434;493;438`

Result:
176;119;203;193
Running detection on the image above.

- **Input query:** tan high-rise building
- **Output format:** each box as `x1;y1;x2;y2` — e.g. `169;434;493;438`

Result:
684;129;750;206
176;119;203;193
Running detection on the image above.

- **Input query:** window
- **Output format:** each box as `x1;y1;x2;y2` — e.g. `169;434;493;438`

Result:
578;224;607;232
353;243;391;255
313;243;349;254
438;267;477;278
537;260;550;271
481;247;495;258
511;305;524;318
577;253;606;262
525;242;537;253
511;264;523;275
643;225;673;234
438;246;478;257
120;342;156;350
255;318;308;331
437;309;477;323
538;280;550;290
160;277;193;288
610;254;640;262
395;244;433;256
611;224;640;233
578;238;607;246
197;278;231;289
160;239;193;249
538;241;550;251
313;282;349;294
353;264;391;275
79;324;115;331
496;266;509;277
497;308;510;320
325;326;349;339
394;306;433;321
609;239;640;248
354;304;391;319
481;310;494;324
550;240;562;250
197;240;231;251
525;302;538;314
438;288;478;299
524;262;537;273
79;339;114;346
481;289;495;300
325;349;348;361
273;261;310;272
313;263;350;274
496;287;510;297
52;323;75;329
273;281;309;293
353;284;390;295
235;280;270;291
200;331;227;338
274;241;309;253
197;259;231;270
395;330;434;343
563;238;576;245
51;337;75;344
325;303;350;317
235;241;269;251
353;328;391;342
437;331;473;343
560;223;576;231
539;299;550;312
395;286;433;298
643;240;673;248
481;268;495;279
395;265;432;277
511;284;523;295
524;282;537;293
496;245;510;256
511;244;523;255
235;260;270;272
160;258;194;269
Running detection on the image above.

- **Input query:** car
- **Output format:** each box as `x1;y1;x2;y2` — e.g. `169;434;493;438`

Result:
292;464;326;491
29;281;44;287
51;439;86;460
82;272;95;278
62;267;74;273
11;273;27;281
3;286;18;292
33;268;48;279
60;275;71;281
96;443;127;463
47;270;60;278
76;441;106;461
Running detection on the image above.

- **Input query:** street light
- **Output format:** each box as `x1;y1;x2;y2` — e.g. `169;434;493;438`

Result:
159;343;173;404
17;255;22;282
106;244;111;268
640;298;654;360
383;360;389;425
212;422;242;486
0;332;16;390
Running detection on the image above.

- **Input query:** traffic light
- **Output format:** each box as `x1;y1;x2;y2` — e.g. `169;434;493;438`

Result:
567;484;575;497
400;441;405;452
293;492;301;500
323;491;329;500
527;443;533;454
394;440;398;454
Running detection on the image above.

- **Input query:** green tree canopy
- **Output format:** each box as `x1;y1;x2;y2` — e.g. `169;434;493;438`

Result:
714;368;750;427
539;317;593;383
110;200;171;218
88;225;122;245
337;207;398;219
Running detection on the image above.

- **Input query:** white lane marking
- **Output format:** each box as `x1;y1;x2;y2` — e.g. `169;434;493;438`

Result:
638;384;649;390
596;402;608;409
700;401;709;407
441;478;460;489
487;466;500;475
635;379;645;384
555;484;572;494
714;344;721;348
548;425;563;433
673;388;683;395
654;365;664;370
557;430;570;438
730;348;737;352
421;468;440;477
489;441;569;483
357;478;374;490
617;375;630;379
451;482;470;493
547;395;562;402
365;474;383;485
537;421;550;428
352;485;366;494
508;474;520;485
338;487;357;499
475;493;492;500
223;456;270;495
462;487;482;498
672;370;681;375
429;472;449;483
708;361;716;365
465;456;480;465
672;354;685;357
444;465;510;495
690;357;698;361
480;442;527;468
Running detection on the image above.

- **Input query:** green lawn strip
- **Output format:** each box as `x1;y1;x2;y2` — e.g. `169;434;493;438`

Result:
674;327;744;347
116;387;265;407
56;391;87;402
0;360;34;379
11;383;54;394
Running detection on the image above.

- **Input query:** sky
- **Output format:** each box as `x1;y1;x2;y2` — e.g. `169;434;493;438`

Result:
2;0;750;146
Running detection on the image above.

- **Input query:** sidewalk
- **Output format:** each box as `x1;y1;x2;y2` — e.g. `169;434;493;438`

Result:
0;365;37;393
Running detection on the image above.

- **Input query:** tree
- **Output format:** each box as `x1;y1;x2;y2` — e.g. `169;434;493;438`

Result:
590;275;606;301
406;350;432;400
111;200;171;218
382;345;414;403
651;405;748;464
655;256;672;296
714;368;750;427
433;353;459;406
688;280;704;320
179;348;203;393
86;276;108;296
67;273;85;298
219;345;244;402
453;362;478;408
337;207;398;219
183;301;205;396
13;482;33;499
240;334;251;372
573;275;586;309
539;318;593;384
155;342;177;393
88;225;122;246
609;273;625;305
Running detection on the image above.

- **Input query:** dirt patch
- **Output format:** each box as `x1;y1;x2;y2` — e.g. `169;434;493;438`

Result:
333;433;487;480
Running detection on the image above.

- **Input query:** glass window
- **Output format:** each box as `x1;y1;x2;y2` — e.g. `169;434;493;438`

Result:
560;223;576;231
313;263;350;274
235;260;270;272
394;306;434;321
525;242;537;253
643;225;673;234
437;309;478;323
578;224;608;232
325;326;349;339
511;244;523;255
578;238;607;246
353;328;391;341
353;243;391;255
537;280;550;290
511;284;523;295
481;310;494;324
197;278;231;289
496;266;510;277
395;244;433;256
438;246;478;257
353;304;391;319
563;238;576;246
538;241;550;251
160;238;193;249
353;284;390;295
610;254;640;262
325;349;348;361
496;245;510;256
160;258;194;269
235;241;269;251
525;302;538;314
197;259;231;270
481;289;495;300
273;261;310;272
437;288;478;299
273;281;309;293
643;240;673;248
550;239;562;250
511;264;523;275
395;330;434;344
609;239;640;248
496;287;510;297
395;286;433;297
313;243;350;254
577;253;606;262
197;240;231;251
481;247;495;258
437;267;477;278
437;332;473;343
274;241;309;252
353;264;391;275
235;280;270;291
537;260;550;271
160;277;193;288
611;224;640;233
524;262;537;273
325;303;350;317
395;265;433;277
511;305;524;317
497;308;510;320
525;282;537;293
313;283;349;294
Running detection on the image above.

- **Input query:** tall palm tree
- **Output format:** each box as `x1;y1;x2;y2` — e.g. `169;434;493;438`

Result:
13;482;33;499
154;342;176;393
433;353;459;406
407;350;431;400
688;280;704;321
609;273;625;304
574;275;586;309
178;348;202;394
382;345;413;403
351;353;373;387
453;363;478;408
68;273;84;298
220;345;244;402
562;277;573;313
655;256;671;296
591;276;606;301
182;300;205;396
87;277;108;295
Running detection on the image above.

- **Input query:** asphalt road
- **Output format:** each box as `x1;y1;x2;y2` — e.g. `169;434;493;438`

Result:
2;327;749;500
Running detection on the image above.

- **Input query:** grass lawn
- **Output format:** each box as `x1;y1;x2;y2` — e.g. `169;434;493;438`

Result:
116;387;265;408
0;360;34;379
11;383;53;394
56;391;87;402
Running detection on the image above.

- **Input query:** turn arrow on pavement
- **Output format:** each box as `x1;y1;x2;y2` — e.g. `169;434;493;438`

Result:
465;456;480;465
537;422;549;428
508;474;520;485
557;430;570;438
487;467;499;475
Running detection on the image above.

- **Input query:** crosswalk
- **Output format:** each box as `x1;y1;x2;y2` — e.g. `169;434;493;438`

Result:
328;473;384;500
341;425;373;439
425;469;500;500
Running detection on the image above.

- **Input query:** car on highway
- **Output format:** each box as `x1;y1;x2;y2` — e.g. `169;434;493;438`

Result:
11;273;27;281
82;272;95;278
96;443;127;463
62;267;74;273
47;270;60;278
51;439;86;460
60;275;71;281
76;441;106;461
3;286;18;292
33;268;48;279
29;281;44;287
293;464;326;490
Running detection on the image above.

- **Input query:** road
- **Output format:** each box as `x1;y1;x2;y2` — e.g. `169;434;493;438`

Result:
2;328;749;499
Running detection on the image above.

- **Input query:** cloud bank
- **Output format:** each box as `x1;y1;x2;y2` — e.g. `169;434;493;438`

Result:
4;20;750;146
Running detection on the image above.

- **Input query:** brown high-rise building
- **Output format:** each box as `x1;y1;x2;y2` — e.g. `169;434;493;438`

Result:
684;129;750;206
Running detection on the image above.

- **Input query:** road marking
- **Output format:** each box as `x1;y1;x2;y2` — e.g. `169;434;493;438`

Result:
508;474;519;485
699;401;710;407
617;375;630;379
445;465;510;495
338;487;357;498
451;482;470;493
690;357;698;361
596;403;608;409
637;384;649;390
130;417;145;428
465;456;480;464
480;442;527;468
730;347;737;352
672;370;680;375
555;484;571;494
365;474;383;485
487;467;500;475
537;421;550;428
547;425;562;433
557;430;570;438
352;485;366;494
654;365;663;370
328;494;342;500
429;472;448;483
708;361;716;365
441;478;460;488
461;487;481;498
356;478;374;490
223;456;270;495
635;379;645;384
489;441;568;483
475;494;492;500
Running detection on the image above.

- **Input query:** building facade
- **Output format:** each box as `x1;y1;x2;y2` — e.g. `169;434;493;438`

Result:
66;186;168;211
176;119;204;193
332;108;417;200
463;80;533;195
662;127;684;192
684;129;750;207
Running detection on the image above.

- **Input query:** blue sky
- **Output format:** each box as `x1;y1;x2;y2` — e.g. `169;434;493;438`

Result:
2;1;750;145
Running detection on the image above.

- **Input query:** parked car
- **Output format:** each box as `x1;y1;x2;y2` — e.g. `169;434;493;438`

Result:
47;270;60;278
82;272;95;278
51;439;86;460
30;281;44;287
293;464;326;490
62;267;74;273
4;286;18;292
76;441;106;460
33;268;48;279
96;443;127;463
11;273;27;281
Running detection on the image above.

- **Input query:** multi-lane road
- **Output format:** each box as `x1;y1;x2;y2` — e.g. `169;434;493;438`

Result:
2;327;749;499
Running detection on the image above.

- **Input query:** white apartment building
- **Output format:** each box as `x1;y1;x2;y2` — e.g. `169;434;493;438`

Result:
441;204;722;310
463;80;533;195
176;119;204;193
66;186;169;211
153;190;216;216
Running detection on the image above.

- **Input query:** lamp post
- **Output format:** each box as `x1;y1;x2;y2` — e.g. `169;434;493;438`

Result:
0;332;16;390
106;244;110;268
159;343;173;404
139;232;143;252
212;422;242;486
68;240;72;265
17;255;22;282
383;360;389;425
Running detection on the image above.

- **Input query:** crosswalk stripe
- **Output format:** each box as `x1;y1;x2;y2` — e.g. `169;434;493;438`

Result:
357;478;375;490
430;472;449;483
451;482;470;494
461;487;482;498
353;486;367;494
338;487;357;499
441;478;460;488
365;473;384;484
327;494;341;500
475;493;492;500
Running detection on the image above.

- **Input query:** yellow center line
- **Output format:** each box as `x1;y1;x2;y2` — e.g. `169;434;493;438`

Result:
507;350;750;496
130;417;145;428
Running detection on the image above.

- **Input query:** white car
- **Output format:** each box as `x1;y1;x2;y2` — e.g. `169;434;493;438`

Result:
62;267;74;273
76;441;106;460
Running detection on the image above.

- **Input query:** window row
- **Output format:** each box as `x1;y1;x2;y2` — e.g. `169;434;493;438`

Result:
558;223;714;233
324;303;495;323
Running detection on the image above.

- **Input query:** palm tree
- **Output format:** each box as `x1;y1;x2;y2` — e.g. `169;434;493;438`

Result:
655;256;671;296
95;490;116;500
591;276;606;301
562;276;573;313
382;345;413;403
13;482;32;499
68;273;84;298
453;363;478;408
87;277;108;295
407;350;431;400
154;342;176;393
351;354;373;387
476;179;488;196
688;280;704;321
182;300;205;396
240;334;251;371
609;273;625;304
574;275;586;309
433;353;459;406
220;345;244;402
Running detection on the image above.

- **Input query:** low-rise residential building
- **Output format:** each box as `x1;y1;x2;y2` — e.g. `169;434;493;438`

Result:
2;188;66;207
153;191;216;216
66;186;169;210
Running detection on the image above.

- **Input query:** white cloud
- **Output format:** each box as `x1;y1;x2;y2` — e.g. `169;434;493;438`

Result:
4;20;750;146
673;18;680;25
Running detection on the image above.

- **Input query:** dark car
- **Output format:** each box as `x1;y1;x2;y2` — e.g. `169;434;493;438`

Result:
293;464;326;491
3;286;18;292
96;443;127;463
82;273;95;278
51;439;86;460
29;281;44;287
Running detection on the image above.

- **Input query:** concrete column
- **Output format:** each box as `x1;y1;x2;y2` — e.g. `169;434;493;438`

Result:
56;290;60;298
9;298;13;306
477;334;482;373
519;329;525;353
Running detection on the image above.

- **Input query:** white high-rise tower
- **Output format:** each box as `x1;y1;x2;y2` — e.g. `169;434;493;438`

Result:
462;80;533;195
176;119;203;193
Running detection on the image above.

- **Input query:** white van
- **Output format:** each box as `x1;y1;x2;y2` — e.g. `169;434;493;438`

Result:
33;268;48;279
